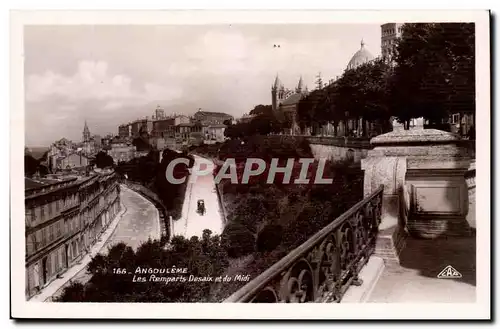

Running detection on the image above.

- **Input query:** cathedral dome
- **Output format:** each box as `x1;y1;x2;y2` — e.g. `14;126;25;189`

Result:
346;40;374;70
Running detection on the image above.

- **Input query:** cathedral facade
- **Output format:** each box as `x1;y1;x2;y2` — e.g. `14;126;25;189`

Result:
271;75;308;112
271;76;309;135
271;39;376;136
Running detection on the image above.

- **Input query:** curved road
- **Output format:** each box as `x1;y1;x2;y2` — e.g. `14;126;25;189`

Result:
50;186;160;299
172;155;224;239
102;185;161;250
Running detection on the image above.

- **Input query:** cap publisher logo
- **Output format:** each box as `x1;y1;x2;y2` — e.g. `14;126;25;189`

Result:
437;265;462;279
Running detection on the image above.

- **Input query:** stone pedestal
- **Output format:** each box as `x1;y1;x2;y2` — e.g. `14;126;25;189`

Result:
361;124;474;263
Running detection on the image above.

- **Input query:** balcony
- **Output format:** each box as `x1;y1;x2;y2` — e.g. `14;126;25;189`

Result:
224;185;383;303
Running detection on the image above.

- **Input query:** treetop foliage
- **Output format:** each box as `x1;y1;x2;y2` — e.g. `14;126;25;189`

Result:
295;23;475;129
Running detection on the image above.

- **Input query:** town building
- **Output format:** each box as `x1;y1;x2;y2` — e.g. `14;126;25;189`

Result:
130;119;153;138
151;105;166;121
25;171;121;299
118;124;132;139
58;153;90;170
193;109;233;126
381;23;403;61
205;124;227;143
108;138;135;164
151;115;190;139
152;117;176;138
175;123;202;142
119;108;232;150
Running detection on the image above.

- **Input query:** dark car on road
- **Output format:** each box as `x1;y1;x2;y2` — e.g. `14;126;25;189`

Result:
197;199;205;215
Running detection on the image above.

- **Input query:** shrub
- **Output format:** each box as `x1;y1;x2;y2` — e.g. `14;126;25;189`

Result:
256;224;284;252
221;222;255;258
55;282;86;302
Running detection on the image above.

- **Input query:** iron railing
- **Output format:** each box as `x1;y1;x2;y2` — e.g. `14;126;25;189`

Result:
224;185;384;303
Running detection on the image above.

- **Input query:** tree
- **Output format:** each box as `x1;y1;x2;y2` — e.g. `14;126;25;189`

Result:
24;154;39;177
390;23;475;128
248;112;282;135
94;151;114;169
132;136;151;152
224;109;281;139
249;104;273;116
333;58;392;136
296;91;318;131
57;233;229;302
221;222;255;258
56;282;86;302
256;224;283;252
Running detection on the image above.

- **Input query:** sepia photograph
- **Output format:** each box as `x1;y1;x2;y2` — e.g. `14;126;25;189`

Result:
10;9;490;320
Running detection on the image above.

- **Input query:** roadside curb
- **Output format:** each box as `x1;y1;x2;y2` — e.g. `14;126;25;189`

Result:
341;256;385;303
121;184;162;241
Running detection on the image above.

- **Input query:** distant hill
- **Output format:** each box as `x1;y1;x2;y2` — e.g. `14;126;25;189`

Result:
26;147;49;160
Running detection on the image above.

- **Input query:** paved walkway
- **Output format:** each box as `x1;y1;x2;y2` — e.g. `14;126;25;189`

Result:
368;235;476;303
173;155;224;238
32;185;161;302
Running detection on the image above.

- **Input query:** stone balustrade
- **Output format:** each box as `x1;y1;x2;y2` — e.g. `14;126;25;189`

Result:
361;123;475;263
224;185;384;303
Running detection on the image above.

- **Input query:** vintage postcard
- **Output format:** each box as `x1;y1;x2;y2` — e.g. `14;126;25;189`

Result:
10;10;490;320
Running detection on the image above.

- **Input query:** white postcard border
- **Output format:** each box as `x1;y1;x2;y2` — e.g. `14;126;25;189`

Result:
10;9;491;319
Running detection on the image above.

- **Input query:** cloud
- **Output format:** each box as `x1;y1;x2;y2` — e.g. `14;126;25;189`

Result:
25;60;183;105
24;25;382;146
24;60;185;146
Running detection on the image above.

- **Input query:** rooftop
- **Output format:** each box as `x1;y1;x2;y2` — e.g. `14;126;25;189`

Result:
25;176;79;191
346;40;374;71
280;93;303;106
195;110;233;118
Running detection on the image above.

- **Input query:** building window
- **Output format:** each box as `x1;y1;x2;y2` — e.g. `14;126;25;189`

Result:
49;224;54;242
56;221;62;237
41;228;47;247
26;208;35;223
30;234;38;253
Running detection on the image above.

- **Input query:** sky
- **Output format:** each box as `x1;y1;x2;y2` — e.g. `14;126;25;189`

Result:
24;24;381;147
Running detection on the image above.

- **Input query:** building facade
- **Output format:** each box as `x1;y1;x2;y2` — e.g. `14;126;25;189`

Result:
272;76;309;135
381;23;403;61
118;124;132;139
193;110;233;126
271;75;308;113
206;124;227;142
25;172;121;300
58;153;90;170
109;139;135;164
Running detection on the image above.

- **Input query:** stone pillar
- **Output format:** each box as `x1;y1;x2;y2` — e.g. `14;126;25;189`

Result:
361;121;473;263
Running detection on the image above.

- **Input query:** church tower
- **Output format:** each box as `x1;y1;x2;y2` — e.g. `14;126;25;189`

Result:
83;121;91;154
296;76;303;94
271;74;281;112
83;121;91;142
